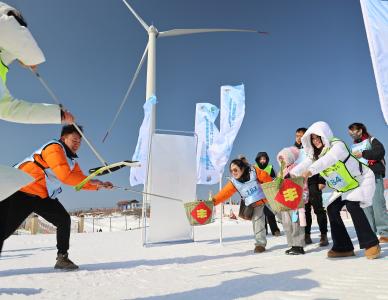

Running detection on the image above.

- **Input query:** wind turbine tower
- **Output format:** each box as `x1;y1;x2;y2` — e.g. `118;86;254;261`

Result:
105;0;266;245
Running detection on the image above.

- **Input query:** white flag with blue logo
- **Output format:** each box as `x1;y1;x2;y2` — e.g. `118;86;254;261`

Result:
130;95;157;186
209;84;245;173
195;103;221;184
360;0;388;124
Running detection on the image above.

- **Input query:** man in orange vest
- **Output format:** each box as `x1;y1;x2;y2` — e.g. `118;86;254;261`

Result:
0;125;112;270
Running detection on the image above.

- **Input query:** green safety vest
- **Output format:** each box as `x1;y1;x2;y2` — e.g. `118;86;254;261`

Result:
255;163;273;176
263;164;273;175
0;58;8;83
319;138;361;193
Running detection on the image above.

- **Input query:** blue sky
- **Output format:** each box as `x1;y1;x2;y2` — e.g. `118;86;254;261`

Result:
3;0;387;210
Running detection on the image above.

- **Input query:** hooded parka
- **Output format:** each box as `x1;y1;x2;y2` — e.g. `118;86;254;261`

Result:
291;121;375;208
0;2;62;200
0;2;61;124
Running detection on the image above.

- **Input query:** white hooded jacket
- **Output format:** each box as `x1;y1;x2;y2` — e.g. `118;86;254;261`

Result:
290;121;375;208
0;2;60;124
0;2;62;200
0;2;45;66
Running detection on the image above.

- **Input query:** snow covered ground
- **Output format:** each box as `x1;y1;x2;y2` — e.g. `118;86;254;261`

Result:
1;218;387;300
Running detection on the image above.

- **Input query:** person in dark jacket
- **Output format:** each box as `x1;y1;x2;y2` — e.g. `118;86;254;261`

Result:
348;122;388;243
294;128;306;150
255;152;276;178
294;127;329;246
255;152;281;236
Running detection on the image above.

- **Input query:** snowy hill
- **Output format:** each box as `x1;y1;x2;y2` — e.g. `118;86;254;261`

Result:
1;219;387;300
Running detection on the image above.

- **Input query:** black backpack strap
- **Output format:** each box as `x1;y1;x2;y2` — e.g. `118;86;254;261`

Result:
33;141;61;175
33;159;46;171
343;148;363;175
343;153;351;164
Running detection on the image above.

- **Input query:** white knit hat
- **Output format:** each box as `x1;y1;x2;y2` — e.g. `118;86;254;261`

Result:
277;146;300;166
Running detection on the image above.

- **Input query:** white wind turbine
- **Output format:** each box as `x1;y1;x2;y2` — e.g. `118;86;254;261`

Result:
103;0;267;141
103;1;266;243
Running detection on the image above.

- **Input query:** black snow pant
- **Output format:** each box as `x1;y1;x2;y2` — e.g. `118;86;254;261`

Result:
264;205;280;235
327;197;378;251
0;191;71;255
305;183;328;235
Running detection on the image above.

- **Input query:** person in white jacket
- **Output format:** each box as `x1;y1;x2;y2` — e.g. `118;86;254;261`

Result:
0;2;73;124
291;121;380;259
0;2;74;200
276;146;307;255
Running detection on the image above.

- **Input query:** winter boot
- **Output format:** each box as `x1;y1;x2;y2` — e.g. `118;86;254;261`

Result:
54;253;79;270
365;244;381;260
327;249;355;258
254;245;266;253
285;247;294;254
286;246;305;255
319;233;329;247
305;233;312;245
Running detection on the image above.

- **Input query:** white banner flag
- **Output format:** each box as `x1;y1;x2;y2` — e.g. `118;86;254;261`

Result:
360;0;388;124
209;84;245;172
130;95;157;186
195;103;221;184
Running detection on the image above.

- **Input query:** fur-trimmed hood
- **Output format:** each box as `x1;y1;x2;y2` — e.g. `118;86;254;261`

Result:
301;121;333;160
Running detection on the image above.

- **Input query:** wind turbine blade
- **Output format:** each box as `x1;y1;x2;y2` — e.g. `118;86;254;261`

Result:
121;0;149;31
102;43;149;143
159;28;267;38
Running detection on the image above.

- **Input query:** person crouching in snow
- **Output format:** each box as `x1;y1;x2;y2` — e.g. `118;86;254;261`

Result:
212;158;273;253
277;146;307;255
0;125;113;270
290;121;380;259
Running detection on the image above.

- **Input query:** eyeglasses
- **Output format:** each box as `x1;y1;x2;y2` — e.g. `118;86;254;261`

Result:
230;168;239;173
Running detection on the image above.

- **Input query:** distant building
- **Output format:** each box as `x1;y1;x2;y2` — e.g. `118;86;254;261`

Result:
117;200;140;211
117;200;130;211
129;200;140;209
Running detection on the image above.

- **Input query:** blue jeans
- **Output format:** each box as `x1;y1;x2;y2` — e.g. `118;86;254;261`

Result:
363;176;388;237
